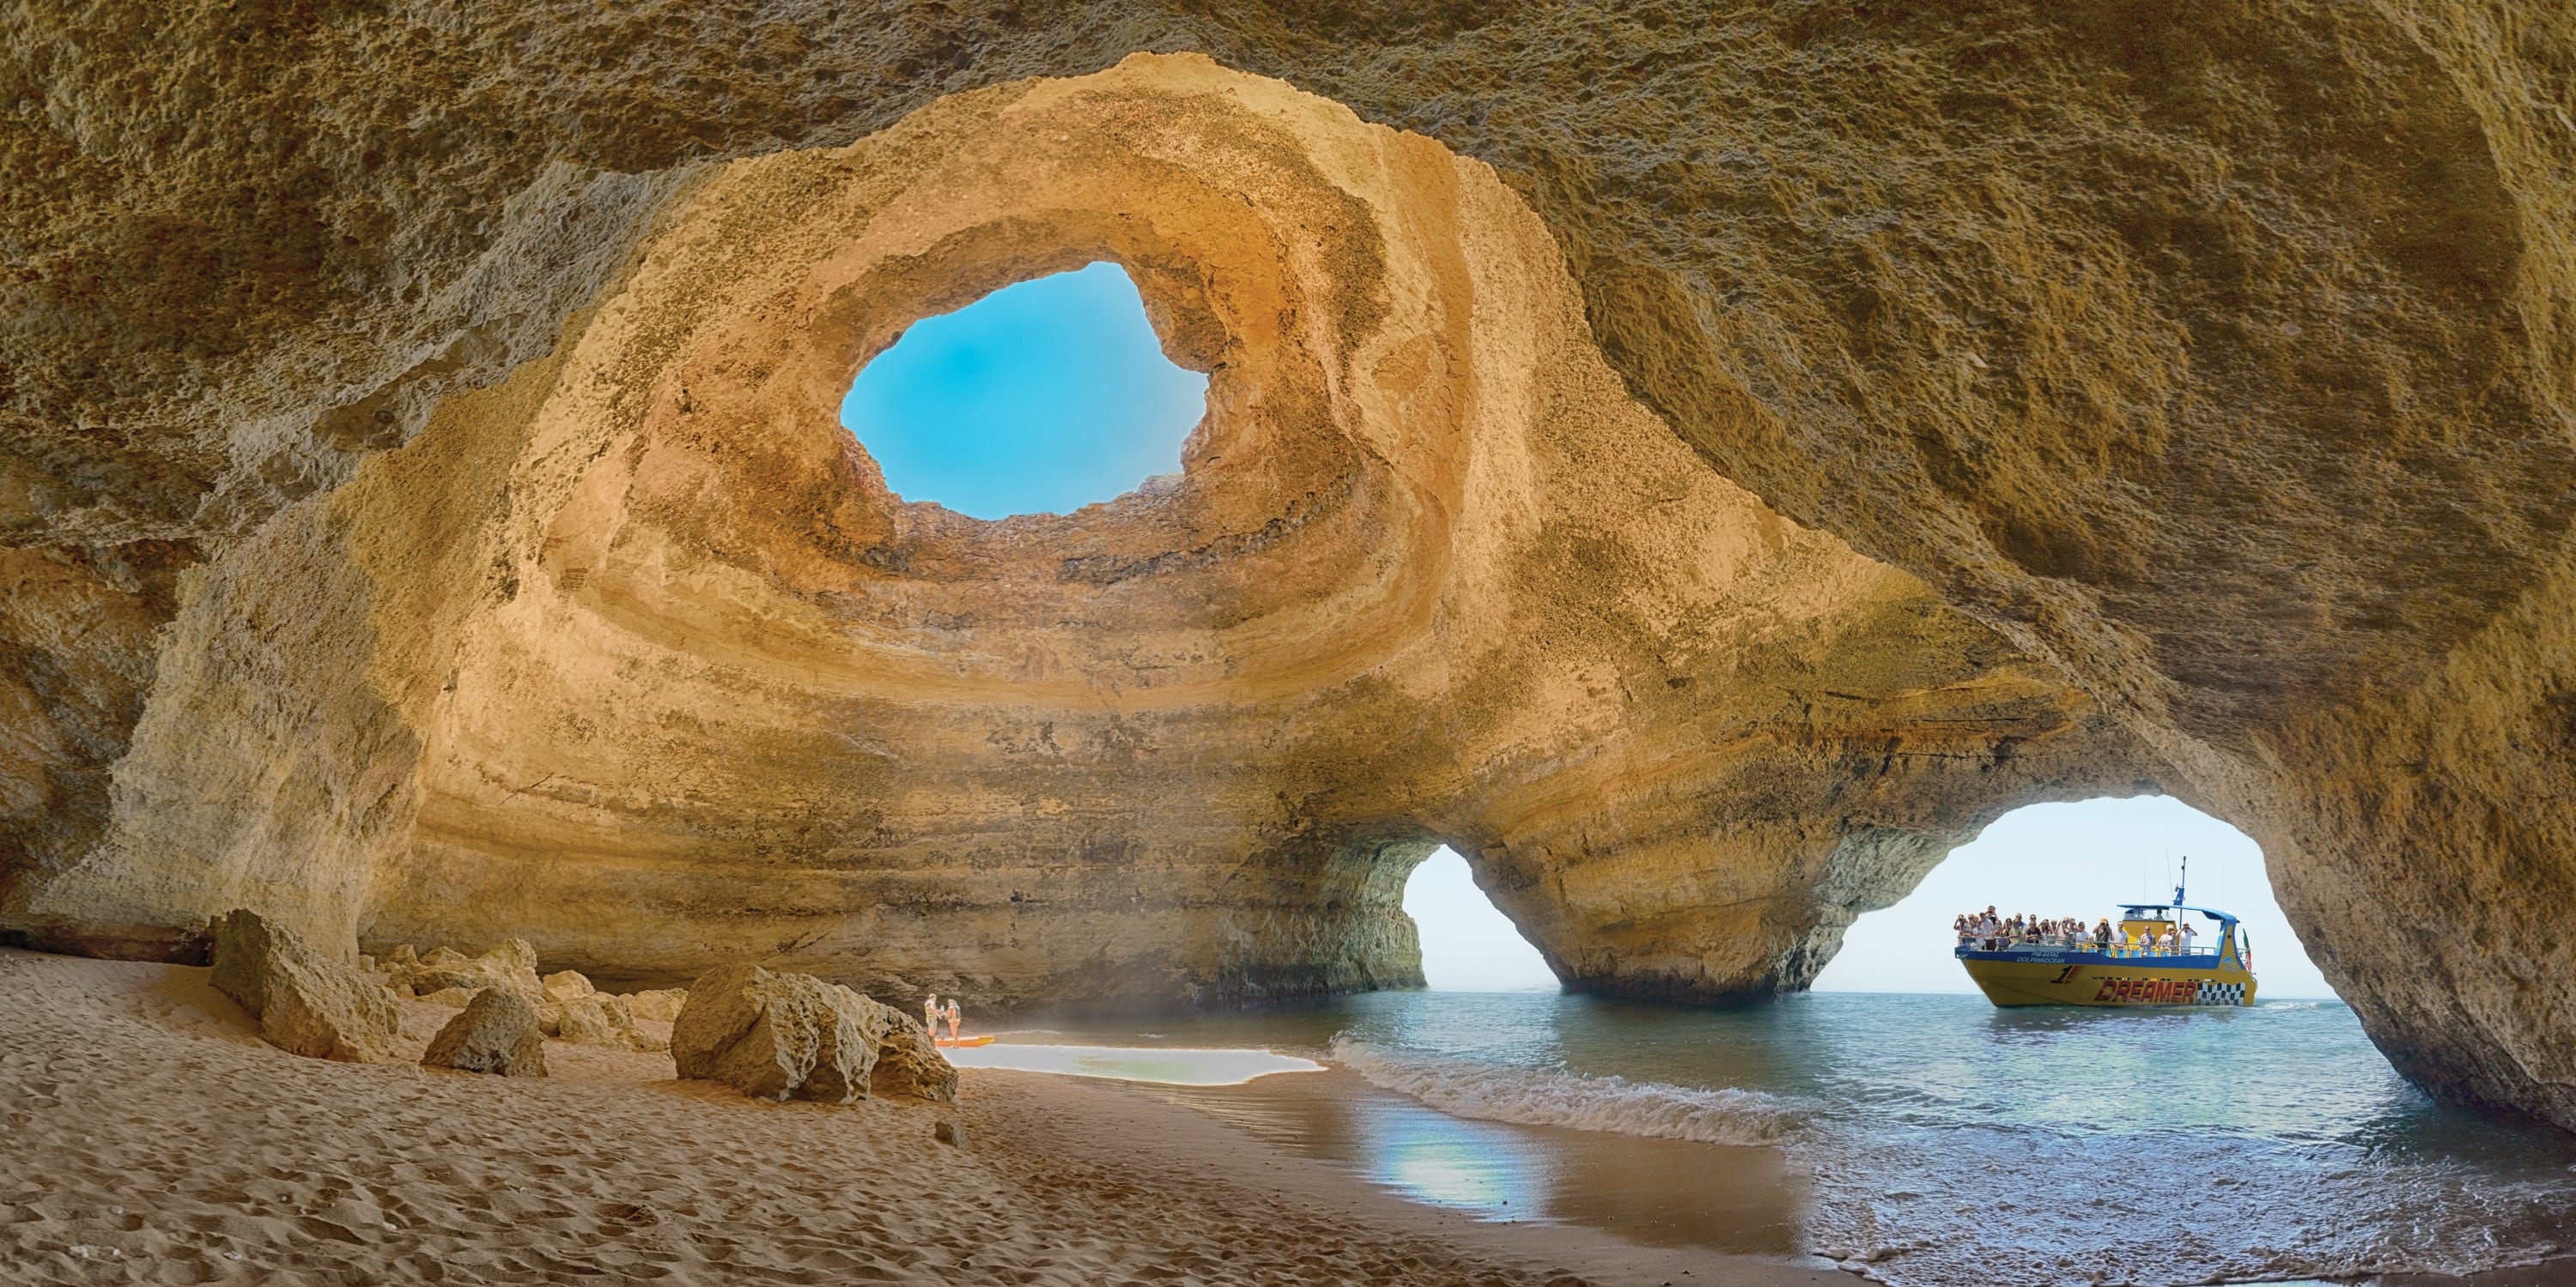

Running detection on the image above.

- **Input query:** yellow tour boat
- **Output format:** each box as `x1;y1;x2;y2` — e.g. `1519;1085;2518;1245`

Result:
1955;864;2258;1008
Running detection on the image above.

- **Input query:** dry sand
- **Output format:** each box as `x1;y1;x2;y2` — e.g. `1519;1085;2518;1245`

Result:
0;950;1847;1286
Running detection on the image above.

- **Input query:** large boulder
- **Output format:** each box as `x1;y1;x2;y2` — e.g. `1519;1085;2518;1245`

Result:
208;909;398;1063
871;1014;959;1103
421;988;547;1078
672;964;933;1103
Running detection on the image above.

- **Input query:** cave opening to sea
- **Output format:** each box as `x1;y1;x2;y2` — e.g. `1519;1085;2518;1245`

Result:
1400;846;1558;993
839;260;1209;519
1814;795;2339;1000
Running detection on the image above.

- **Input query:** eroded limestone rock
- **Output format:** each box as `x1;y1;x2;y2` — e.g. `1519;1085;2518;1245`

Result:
208;910;397;1064
540;970;593;1004
0;17;2571;1131
384;940;541;1000
621;990;688;1023
422;989;548;1078
539;993;668;1053
872;1016;959;1104
671;965;908;1104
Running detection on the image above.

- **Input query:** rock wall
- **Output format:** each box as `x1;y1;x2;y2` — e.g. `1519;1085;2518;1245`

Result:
9;57;2141;1011
0;5;2568;1125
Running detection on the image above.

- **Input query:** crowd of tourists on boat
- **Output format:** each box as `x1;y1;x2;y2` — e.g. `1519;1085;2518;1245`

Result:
1954;906;2202;956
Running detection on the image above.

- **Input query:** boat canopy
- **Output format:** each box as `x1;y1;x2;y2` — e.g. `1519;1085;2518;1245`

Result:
2116;902;2240;929
2117;858;2239;930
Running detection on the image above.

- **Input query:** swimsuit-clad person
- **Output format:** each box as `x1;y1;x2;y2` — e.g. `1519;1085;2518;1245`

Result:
944;999;963;1042
924;993;941;1036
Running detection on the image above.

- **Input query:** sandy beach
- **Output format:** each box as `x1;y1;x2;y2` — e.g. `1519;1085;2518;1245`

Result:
0;949;1845;1286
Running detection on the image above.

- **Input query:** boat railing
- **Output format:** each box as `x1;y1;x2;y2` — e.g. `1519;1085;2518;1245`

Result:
1956;937;2224;960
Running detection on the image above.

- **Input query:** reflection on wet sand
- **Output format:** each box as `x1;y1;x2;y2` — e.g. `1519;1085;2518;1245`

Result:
1146;1067;1807;1255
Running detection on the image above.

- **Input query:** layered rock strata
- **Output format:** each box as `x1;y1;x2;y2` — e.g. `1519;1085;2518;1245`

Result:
3;57;2144;1013
0;9;2567;1128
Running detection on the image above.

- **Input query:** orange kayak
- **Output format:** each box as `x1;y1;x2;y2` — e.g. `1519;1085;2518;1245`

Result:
935;1035;996;1048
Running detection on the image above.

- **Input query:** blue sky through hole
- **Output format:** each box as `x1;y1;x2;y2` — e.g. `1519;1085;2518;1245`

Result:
1402;798;2336;999
840;262;1208;519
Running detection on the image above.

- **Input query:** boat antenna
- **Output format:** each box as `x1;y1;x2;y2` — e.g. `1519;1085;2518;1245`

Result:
2174;855;2188;907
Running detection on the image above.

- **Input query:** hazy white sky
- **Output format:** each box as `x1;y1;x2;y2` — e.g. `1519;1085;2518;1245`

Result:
1403;797;2337;999
1401;848;1559;991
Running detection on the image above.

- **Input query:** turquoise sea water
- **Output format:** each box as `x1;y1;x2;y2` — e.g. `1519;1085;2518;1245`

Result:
1004;992;2576;1285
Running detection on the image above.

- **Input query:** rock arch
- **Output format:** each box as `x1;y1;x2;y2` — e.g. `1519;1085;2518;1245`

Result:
3;56;2141;1011
0;9;2569;1132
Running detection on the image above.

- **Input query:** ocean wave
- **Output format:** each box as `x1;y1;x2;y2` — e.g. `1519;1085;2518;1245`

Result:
1328;1038;1793;1146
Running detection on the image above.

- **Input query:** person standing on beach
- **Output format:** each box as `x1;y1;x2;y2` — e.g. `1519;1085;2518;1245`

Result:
924;993;941;1036
944;999;963;1042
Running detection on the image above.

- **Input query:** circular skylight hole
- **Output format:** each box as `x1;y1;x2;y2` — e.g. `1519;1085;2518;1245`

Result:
840;261;1210;519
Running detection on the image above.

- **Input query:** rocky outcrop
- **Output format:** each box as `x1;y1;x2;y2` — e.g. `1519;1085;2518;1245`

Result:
381;940;542;1000
421;989;548;1078
208;910;397;1064
540;993;668;1054
872;1017;961;1104
671;965;916;1105
385;953;667;1049
0;11;2570;1129
0;543;197;961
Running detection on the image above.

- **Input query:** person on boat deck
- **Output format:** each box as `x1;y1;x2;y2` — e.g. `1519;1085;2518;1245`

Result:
2181;920;2198;953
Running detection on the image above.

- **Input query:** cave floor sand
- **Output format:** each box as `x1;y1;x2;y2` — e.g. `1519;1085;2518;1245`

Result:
0;950;1846;1286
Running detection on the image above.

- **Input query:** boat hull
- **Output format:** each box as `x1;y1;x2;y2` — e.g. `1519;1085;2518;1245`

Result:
1959;951;2257;1007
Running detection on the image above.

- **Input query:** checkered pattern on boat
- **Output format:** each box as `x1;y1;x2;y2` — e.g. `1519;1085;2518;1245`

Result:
2195;980;2248;1006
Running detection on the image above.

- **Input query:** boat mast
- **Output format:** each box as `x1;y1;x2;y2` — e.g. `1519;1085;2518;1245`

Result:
2174;855;2187;907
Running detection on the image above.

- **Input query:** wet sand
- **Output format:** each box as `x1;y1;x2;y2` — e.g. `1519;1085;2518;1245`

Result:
0;949;1844;1286
1156;1067;1806;1254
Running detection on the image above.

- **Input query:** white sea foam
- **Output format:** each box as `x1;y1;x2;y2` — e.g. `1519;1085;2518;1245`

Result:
1328;1038;1792;1146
